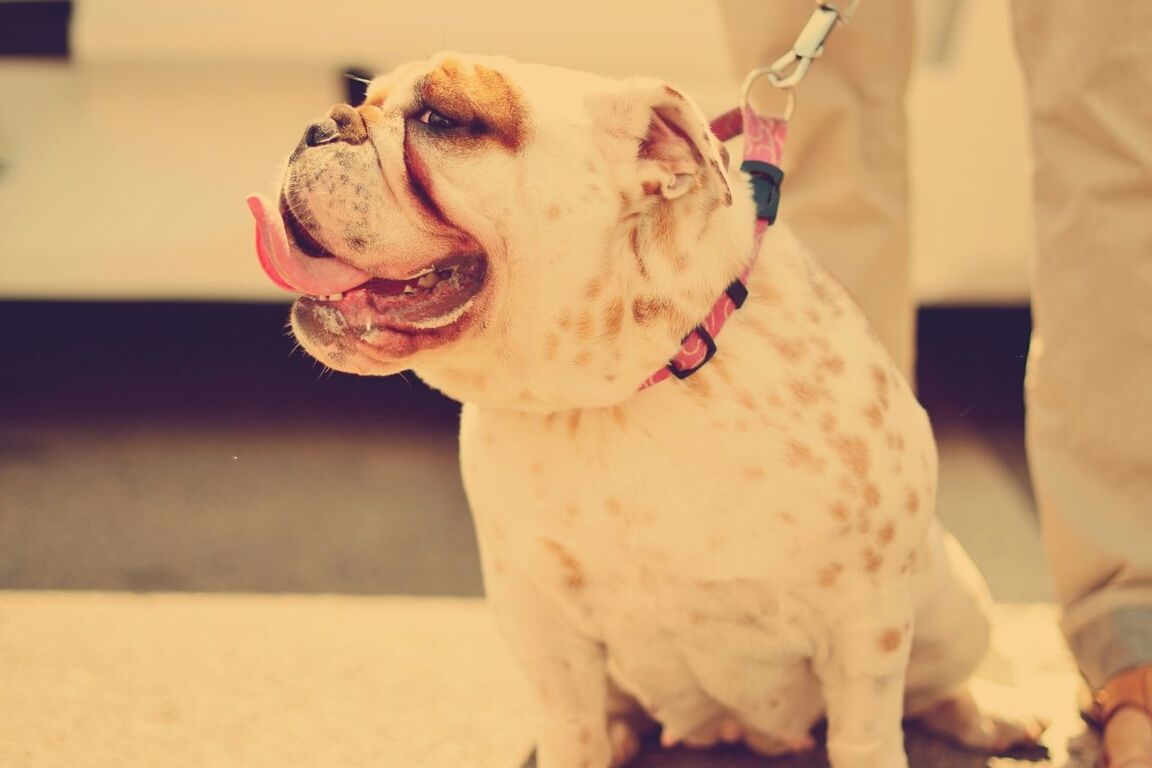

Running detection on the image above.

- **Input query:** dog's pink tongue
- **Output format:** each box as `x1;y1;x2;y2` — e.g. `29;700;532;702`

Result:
246;194;372;295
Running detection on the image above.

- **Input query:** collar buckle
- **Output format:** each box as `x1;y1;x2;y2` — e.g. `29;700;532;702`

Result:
666;325;718;380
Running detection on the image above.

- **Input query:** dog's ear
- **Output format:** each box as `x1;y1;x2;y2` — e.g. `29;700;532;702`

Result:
616;80;733;207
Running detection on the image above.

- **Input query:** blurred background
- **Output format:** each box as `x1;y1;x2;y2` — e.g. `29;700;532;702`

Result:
0;2;1067;765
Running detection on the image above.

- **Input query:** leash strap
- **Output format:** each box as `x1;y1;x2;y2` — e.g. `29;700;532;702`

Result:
637;106;787;390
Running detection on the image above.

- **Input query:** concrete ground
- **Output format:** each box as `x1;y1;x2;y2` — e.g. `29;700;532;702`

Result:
0;302;1098;767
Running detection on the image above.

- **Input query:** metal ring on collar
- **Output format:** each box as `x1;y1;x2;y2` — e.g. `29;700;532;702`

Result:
740;68;797;122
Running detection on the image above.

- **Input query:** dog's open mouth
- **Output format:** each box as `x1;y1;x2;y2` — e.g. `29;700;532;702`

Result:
297;251;486;333
246;194;486;337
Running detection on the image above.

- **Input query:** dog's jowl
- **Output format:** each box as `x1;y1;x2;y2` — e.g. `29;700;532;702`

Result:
249;53;1046;768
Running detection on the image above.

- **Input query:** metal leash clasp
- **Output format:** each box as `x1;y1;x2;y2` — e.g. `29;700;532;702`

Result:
758;0;858;90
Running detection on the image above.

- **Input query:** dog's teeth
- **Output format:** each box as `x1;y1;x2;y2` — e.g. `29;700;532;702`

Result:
403;285;417;294
416;272;441;289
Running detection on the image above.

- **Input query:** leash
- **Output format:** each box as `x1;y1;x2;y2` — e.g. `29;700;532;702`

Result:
638;1;858;391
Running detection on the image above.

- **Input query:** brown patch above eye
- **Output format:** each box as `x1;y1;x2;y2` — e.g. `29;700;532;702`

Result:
417;58;529;151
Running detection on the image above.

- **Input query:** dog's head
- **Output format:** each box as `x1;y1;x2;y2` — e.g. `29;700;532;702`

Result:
251;53;749;410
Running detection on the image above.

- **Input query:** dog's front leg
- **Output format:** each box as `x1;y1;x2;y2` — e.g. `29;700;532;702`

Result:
488;576;614;768
818;603;914;768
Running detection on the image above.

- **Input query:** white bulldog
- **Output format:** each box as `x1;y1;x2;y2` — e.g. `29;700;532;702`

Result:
249;53;1046;768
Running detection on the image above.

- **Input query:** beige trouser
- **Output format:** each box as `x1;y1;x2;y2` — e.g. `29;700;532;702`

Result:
719;0;1152;690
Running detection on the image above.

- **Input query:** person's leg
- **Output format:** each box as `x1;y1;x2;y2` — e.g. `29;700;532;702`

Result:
716;0;916;379
1009;0;1152;759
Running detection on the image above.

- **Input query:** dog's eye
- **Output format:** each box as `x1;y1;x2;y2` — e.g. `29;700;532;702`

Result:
417;108;458;130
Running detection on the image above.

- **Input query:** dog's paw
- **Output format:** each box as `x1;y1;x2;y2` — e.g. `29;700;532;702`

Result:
913;684;1049;753
661;713;745;749
660;715;815;757
744;727;817;757
608;718;642;766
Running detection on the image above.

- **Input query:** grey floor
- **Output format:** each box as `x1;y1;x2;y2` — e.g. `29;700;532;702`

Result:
0;302;1044;602
2;301;1082;767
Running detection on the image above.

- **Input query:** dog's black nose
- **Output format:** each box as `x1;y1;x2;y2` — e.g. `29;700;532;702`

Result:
304;118;340;147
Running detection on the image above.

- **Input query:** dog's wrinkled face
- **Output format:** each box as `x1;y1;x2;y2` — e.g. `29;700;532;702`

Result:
254;53;742;410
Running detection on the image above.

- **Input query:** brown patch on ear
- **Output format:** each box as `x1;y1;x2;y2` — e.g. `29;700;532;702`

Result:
418;58;529;151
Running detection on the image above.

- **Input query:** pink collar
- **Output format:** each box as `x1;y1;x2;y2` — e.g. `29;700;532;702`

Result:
638;106;788;391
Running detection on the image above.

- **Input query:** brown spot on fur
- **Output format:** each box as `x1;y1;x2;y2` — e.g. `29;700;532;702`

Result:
686;374;711;398
878;520;896;546
818;355;845;375
575;312;596;340
785;441;827;473
574;350;592;366
584;278;604;300
878;627;904;653
544;333;559;360
905;488;920;516
864;403;884;429
604;299;624;338
611;406;628;427
789;379;825;406
743;466;766;480
833;435;871;481
830;501;849;522
818;563;844;588
631;296;668;326
737;390;758;412
541;537;585;590
567;411;582;437
872;366;891;410
629;227;648;279
820;413;837;434
863;482;881;509
864;548;883;573
546;204;561;219
418;59;529;151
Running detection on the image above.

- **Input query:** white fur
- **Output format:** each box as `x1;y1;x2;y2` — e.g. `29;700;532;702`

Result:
279;53;1039;768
